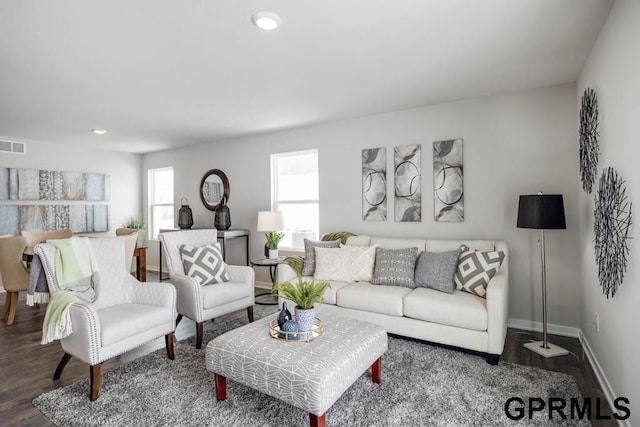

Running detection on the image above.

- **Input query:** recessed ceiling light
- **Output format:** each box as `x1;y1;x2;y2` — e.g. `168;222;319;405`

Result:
92;129;107;135
252;11;281;30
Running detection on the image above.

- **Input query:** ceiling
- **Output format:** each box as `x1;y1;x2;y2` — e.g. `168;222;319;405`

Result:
0;0;614;154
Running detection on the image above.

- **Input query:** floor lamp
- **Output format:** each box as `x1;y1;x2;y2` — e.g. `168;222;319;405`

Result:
517;193;568;358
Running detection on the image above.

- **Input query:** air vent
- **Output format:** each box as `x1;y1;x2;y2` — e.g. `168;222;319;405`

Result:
0;140;26;155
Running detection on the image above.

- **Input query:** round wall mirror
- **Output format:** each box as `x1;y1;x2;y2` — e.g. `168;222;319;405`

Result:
200;169;230;211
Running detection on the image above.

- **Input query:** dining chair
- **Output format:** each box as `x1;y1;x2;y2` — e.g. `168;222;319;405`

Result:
0;236;29;325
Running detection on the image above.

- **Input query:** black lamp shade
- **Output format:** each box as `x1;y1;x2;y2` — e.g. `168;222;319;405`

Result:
517;194;566;230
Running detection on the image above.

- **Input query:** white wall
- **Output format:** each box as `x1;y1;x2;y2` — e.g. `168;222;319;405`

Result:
143;83;580;326
0;140;142;234
577;0;639;417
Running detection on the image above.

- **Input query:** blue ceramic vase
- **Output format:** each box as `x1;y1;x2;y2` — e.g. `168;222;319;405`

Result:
277;302;292;329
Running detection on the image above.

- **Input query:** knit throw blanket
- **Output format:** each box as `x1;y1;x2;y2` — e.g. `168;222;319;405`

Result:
38;237;100;344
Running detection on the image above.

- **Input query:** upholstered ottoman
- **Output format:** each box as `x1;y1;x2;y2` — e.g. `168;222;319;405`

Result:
206;314;388;427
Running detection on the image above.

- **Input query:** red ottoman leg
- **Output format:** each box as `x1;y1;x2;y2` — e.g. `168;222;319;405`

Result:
215;373;227;401
371;356;382;384
310;413;326;427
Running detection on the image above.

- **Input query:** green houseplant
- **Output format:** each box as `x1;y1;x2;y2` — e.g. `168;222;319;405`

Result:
121;217;147;247
264;231;285;259
273;276;331;333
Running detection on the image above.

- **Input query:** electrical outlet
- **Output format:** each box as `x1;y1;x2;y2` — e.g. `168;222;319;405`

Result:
595;312;600;332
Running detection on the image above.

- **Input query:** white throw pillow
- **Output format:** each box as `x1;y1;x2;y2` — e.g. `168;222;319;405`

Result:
314;246;352;282
349;244;378;282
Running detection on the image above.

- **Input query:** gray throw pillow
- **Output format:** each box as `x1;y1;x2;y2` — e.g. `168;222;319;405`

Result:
414;248;462;293
301;239;341;276
371;247;418;288
179;243;230;286
454;245;505;298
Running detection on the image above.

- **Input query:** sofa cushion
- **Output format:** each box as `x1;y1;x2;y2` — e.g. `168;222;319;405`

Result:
319;280;351;305
426;240;494;252
414;248;461;293
314;247;352;282
454;245;505;298
349;244;377;282
99;304;172;347
370;237;426;253
337;282;412;316
345;235;371;247
371;247;418;288
403;288;488;331
301;239;341;276
179;243;229;286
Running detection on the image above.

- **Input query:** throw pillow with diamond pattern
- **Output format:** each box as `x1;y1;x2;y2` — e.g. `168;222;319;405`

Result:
454;245;505;298
179;243;230;286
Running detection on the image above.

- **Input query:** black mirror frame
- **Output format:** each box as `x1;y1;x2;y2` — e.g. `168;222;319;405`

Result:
200;169;230;211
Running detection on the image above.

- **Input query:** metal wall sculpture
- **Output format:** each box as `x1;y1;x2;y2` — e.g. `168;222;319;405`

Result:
362;148;387;221
433;139;464;222
394;145;421;222
579;88;599;194
593;167;632;298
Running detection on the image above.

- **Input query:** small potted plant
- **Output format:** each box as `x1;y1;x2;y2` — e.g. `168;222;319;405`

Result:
273;276;331;333
122;217;146;247
265;231;285;259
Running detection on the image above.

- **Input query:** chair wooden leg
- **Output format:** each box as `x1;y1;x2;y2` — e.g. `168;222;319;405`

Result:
175;314;183;326
6;292;19;326
247;306;254;323
53;353;72;380
90;364;102;401
165;332;175;360
196;322;204;349
1;292;11;320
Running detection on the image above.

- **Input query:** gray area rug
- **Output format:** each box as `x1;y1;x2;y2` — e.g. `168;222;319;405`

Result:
34;307;588;426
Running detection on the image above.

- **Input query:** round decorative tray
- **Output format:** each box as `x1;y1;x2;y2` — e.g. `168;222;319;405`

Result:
269;318;323;342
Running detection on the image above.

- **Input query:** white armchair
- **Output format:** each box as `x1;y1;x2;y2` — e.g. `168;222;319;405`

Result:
35;237;177;401
159;229;254;349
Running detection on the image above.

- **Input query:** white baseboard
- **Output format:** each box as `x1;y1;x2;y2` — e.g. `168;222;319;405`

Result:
508;318;581;338
509;318;628;426
579;332;630;427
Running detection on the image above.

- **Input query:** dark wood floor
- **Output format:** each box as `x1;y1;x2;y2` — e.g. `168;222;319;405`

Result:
0;278;615;426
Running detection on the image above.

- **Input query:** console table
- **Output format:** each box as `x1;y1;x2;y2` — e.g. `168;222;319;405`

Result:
158;228;249;281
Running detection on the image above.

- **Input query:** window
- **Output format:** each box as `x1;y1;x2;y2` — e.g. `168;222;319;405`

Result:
148;167;174;239
272;150;319;249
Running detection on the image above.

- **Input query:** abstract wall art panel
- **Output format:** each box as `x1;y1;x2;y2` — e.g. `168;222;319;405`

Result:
0;167;109;201
0;204;109;234
394;144;421;222
362;148;387;221
433;139;464;222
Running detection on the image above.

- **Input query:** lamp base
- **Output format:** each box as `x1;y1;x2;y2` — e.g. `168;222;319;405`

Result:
524;341;569;358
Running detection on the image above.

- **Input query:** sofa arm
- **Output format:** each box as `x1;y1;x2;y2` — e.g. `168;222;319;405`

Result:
168;273;203;322
485;267;509;355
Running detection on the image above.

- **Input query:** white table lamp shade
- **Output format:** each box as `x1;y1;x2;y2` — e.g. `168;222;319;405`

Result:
257;211;284;231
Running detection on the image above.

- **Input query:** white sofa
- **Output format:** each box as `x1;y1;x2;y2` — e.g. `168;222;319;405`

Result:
277;236;509;364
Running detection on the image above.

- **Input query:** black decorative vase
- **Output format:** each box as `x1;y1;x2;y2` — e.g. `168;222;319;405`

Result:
178;198;194;229
277;301;292;329
214;197;231;230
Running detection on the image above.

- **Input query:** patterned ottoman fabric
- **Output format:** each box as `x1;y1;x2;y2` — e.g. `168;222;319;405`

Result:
206;314;388;417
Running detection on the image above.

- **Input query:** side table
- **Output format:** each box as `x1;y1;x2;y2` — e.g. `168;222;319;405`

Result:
250;257;284;306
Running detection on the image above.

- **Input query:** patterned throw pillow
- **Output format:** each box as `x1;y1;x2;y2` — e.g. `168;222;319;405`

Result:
314;247;352;282
454;245;505;298
301;239;341;276
349;244;378;282
414;248;462;294
179;243;230;286
371;247;419;288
